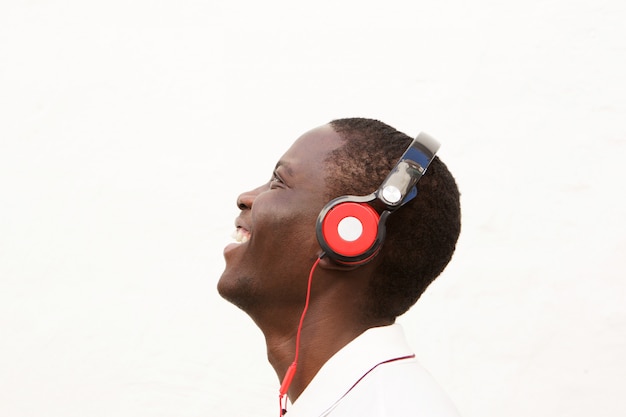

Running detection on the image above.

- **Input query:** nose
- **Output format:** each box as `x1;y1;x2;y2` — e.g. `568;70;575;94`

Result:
236;185;265;210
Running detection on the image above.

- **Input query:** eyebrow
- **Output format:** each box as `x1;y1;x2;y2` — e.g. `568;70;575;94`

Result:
274;160;294;177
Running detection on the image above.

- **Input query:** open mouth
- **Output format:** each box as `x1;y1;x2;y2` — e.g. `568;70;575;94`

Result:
231;227;251;244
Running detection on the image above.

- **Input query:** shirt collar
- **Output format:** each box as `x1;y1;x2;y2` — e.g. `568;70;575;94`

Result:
287;323;414;417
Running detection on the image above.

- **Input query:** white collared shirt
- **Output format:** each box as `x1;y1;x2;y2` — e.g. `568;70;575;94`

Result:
286;324;461;417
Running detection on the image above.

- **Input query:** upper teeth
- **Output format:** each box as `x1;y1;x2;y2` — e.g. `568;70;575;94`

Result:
232;228;249;243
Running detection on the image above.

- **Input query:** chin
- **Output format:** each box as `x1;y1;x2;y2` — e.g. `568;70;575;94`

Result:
217;272;258;312
216;270;236;300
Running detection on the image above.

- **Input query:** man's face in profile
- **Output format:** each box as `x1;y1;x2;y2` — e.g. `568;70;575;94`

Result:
218;124;344;314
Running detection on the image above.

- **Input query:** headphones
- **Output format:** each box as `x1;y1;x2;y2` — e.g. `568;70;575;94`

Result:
315;132;440;265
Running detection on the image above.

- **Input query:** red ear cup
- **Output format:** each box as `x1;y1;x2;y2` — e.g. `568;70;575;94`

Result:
320;202;380;258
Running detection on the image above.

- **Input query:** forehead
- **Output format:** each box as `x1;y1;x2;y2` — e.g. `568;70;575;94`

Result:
277;124;344;177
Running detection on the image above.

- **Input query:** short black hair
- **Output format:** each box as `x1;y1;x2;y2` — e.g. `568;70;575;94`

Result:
326;118;461;321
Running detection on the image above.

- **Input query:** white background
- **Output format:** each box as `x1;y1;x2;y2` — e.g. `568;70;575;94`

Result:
1;1;625;416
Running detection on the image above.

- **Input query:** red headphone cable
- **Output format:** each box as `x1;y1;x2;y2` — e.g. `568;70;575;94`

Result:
278;254;323;416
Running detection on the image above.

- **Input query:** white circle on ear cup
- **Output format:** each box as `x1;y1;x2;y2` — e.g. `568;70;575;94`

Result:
337;216;363;242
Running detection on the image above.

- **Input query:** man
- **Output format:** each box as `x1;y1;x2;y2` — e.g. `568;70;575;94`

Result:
218;118;462;416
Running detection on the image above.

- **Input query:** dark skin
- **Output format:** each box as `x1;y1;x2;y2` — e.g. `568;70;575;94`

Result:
218;124;393;402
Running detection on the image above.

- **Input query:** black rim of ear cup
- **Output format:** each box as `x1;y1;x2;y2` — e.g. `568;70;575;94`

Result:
316;195;391;265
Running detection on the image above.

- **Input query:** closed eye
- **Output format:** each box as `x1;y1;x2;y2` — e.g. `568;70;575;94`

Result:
269;171;285;189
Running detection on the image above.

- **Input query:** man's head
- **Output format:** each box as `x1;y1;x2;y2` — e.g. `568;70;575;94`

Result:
218;118;460;324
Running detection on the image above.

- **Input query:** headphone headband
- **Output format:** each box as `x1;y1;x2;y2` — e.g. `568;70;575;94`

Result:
377;132;440;209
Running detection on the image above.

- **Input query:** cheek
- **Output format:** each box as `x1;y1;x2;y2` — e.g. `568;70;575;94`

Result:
257;205;317;248
251;190;327;262
255;192;317;231
249;221;317;278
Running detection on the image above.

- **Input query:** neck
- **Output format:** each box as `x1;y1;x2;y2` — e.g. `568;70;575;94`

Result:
243;258;393;403
261;300;392;403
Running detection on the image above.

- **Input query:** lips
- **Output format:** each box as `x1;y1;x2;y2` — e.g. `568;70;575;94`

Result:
223;220;252;257
232;226;251;243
